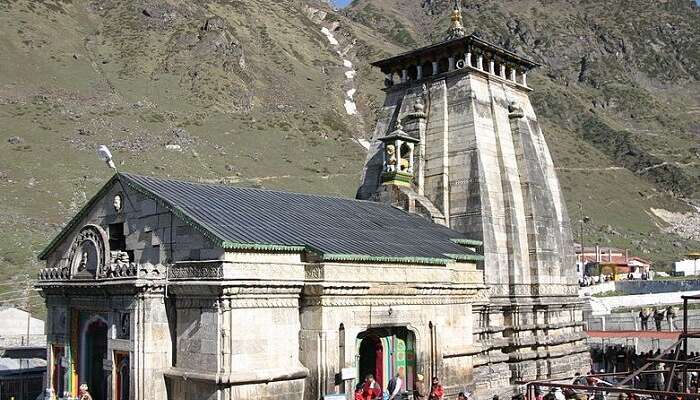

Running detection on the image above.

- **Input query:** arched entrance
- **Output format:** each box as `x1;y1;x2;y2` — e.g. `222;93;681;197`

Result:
357;327;416;393
80;316;108;400
115;353;130;400
359;335;383;387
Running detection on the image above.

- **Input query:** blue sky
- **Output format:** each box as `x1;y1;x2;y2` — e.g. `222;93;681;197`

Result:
332;0;352;7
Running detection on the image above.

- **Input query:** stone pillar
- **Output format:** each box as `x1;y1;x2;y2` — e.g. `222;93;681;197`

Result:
408;143;415;174
448;57;455;71
521;71;528;86
432;61;439;76
402;69;408;83
417;65;423;80
396;139;403;172
136;288;171;400
510;68;516;82
466;52;472;67
499;64;506;79
489;60;495;75
477;55;483;70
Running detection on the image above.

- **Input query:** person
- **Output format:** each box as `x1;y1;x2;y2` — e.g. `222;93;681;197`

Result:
666;305;678;331
545;388;566;400
653;307;665;331
354;383;365;400
415;374;429;400
78;384;93;400
387;371;404;400
639;308;650;330
458;393;468;400
429;376;445;400
361;374;382;400
534;388;544;400
44;388;56;400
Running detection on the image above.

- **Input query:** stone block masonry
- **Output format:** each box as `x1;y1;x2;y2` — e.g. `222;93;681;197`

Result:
358;31;588;396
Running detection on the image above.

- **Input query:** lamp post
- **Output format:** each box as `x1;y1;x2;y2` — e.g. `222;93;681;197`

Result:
578;201;591;280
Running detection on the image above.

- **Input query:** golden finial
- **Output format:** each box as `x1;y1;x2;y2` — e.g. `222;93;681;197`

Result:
446;0;466;40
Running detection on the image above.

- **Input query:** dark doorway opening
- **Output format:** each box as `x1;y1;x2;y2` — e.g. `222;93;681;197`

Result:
357;327;417;393
359;335;383;388
83;319;108;400
115;353;130;400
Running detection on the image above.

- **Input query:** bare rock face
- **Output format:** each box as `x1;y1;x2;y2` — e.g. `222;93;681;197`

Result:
202;16;226;32
7;136;23;144
139;1;182;27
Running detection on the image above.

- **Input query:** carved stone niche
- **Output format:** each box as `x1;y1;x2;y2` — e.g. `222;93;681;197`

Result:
116;311;130;340
68;225;109;279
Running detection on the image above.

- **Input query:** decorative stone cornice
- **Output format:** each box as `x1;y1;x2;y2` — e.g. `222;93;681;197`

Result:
168;261;223;280
300;294;480;307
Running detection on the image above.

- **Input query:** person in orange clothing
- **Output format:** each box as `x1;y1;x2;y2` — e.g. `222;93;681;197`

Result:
361;374;382;400
429;376;445;400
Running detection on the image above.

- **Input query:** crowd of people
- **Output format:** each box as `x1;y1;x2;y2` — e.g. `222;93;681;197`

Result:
579;275;610;287
578;271;654;288
638;305;678;331
353;353;700;400
354;373;446;400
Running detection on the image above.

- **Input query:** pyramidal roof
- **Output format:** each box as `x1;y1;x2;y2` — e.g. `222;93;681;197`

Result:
40;173;483;265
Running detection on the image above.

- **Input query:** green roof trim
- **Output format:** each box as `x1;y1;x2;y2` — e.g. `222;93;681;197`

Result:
220;241;307;252
321;253;454;266
39;173;485;266
451;238;483;247
444;253;485;262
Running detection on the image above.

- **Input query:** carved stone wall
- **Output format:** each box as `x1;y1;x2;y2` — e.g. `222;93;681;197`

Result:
42;179;224;280
358;69;588;396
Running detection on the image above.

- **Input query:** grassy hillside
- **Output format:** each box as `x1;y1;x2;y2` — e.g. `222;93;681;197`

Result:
0;0;395;312
1;0;699;312
345;0;700;267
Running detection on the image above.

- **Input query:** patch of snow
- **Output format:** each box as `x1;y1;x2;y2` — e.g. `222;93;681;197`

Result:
352;138;371;151
319;25;361;118
344;99;358;115
320;27;339;46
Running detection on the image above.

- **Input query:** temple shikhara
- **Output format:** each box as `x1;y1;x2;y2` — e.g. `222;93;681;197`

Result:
36;3;586;400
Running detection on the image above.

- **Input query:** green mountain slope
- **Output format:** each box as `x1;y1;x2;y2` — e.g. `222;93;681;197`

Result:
0;0;387;309
0;0;698;311
345;0;700;265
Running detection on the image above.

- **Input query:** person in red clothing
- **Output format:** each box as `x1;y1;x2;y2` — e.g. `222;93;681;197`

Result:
354;383;365;400
429;376;445;400
361;374;382;400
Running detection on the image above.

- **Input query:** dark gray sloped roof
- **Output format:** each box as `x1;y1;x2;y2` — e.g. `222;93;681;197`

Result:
41;173;483;265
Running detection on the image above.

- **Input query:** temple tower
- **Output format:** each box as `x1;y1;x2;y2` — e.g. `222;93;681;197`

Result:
357;3;588;395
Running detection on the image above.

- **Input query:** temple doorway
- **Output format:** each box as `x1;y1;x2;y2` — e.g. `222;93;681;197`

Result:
356;327;416;393
358;335;383;387
114;353;130;400
80;316;108;400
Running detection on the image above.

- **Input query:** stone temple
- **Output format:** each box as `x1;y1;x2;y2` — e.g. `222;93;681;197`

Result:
357;1;588;394
36;5;586;400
